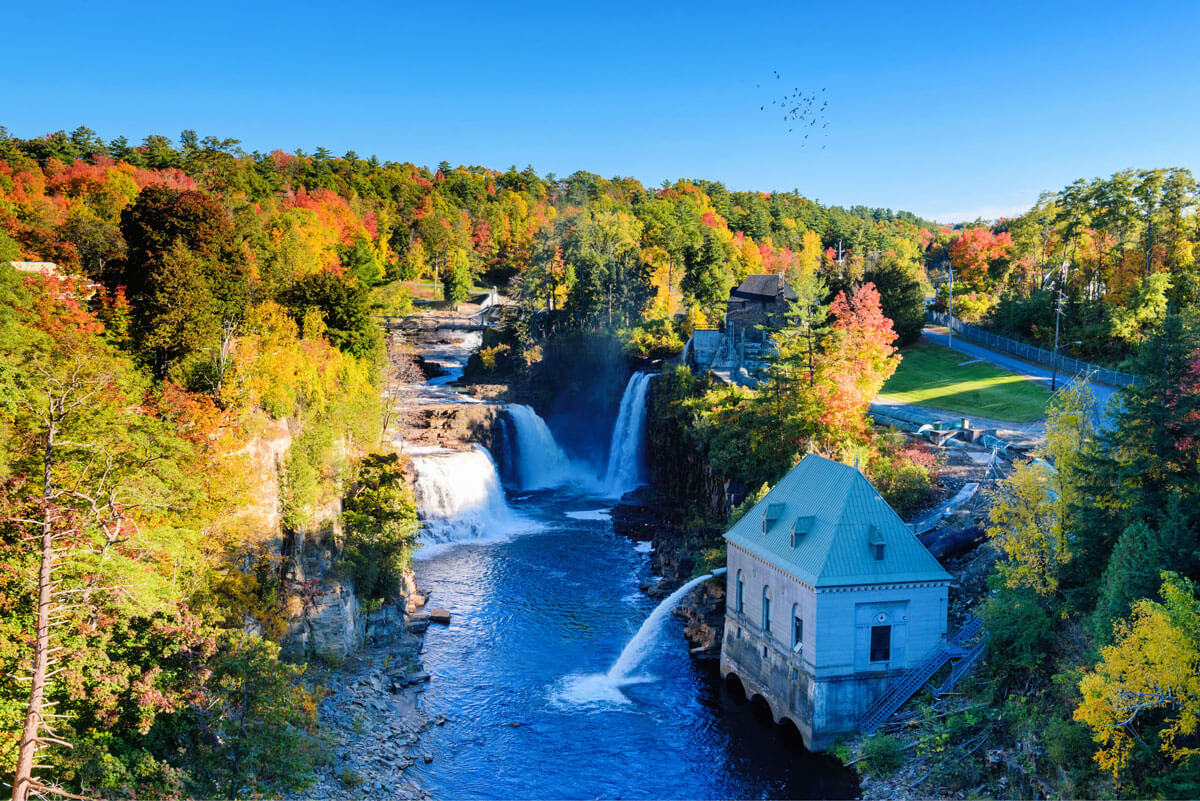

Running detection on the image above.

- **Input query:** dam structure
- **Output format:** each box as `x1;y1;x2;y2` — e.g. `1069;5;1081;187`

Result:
720;454;951;750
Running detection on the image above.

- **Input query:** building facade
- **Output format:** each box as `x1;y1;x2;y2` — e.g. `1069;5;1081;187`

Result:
725;273;797;341
719;454;951;750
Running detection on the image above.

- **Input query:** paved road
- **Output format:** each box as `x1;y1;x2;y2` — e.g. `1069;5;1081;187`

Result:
921;326;1119;426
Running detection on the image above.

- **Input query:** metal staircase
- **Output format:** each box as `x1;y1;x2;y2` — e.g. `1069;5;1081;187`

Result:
859;617;986;734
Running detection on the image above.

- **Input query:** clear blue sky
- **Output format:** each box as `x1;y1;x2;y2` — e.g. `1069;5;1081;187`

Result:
5;0;1199;222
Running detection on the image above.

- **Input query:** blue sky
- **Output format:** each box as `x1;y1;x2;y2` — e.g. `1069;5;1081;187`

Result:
4;0;1198;222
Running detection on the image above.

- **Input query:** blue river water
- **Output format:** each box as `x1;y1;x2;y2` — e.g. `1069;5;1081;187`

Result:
408;487;858;800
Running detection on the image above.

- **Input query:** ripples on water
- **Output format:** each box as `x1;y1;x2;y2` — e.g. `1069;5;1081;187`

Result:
408;489;858;800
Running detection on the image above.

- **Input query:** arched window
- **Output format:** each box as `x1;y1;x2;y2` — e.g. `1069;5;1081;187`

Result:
735;570;744;614
761;585;772;634
791;603;803;651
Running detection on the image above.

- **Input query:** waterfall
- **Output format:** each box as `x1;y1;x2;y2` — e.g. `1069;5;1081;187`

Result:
554;568;725;706
410;445;536;556
505;404;579;490
602;372;653;498
607;569;724;682
495;415;516;484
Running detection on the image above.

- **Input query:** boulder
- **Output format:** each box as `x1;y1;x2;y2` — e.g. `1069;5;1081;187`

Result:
428;608;452;625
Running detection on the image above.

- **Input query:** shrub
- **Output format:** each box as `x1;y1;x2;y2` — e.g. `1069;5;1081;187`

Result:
869;443;936;516
861;733;905;777
621;318;685;360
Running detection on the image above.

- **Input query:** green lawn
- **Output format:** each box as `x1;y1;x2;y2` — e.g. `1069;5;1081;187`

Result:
880;345;1052;423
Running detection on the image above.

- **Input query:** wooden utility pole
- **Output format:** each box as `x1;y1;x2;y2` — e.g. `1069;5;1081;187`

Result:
947;260;954;351
1051;290;1064;392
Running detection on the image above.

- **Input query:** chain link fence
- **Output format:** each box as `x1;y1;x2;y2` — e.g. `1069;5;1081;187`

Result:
925;311;1137;388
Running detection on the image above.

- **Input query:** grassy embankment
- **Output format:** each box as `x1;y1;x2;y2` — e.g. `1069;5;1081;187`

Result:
370;280;495;315
880;344;1052;423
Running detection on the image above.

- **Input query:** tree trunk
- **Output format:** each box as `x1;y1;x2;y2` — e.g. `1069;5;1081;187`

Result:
12;425;57;801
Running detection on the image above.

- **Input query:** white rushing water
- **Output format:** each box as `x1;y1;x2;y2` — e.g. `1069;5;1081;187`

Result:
555;569;725;706
410;445;537;557
505;404;582;490
607;570;722;682
602;371;653;498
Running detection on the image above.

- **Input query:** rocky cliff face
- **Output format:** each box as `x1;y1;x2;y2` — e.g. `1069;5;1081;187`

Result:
278;517;365;663
676;580;725;659
232;416;412;663
644;376;729;522
395;404;500;451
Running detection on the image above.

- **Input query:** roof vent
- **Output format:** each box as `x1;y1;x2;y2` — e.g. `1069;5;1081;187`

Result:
791;516;814;548
868;524;885;561
763;503;786;534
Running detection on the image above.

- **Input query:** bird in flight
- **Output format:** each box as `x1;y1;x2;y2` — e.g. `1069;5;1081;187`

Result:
758;73;829;148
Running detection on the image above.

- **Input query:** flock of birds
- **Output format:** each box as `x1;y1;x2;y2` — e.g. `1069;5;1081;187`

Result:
759;70;829;148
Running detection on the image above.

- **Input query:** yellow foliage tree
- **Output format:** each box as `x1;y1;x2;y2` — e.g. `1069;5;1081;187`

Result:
986;459;1065;595
988;382;1095;595
1075;573;1200;777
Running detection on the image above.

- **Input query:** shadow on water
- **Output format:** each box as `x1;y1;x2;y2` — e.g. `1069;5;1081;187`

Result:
698;663;860;800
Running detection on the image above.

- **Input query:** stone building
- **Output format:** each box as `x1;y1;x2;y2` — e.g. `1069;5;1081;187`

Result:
720;454;951;750
725;273;797;341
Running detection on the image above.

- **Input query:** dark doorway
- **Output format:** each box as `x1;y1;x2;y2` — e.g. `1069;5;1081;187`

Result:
870;625;891;662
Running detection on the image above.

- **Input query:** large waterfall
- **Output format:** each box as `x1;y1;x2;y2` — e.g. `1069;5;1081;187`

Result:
602;371;653;498
504;404;582;490
410;445;536;556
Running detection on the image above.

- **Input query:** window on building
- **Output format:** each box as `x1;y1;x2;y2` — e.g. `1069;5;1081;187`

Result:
762;585;772;633
736;570;744;614
792;609;803;651
870;625;891;662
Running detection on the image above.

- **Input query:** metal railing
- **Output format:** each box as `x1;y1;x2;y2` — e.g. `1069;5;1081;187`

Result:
926;310;1137;388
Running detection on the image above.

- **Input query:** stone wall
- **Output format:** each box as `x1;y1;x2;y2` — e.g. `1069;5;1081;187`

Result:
721;540;950;750
721;611;898;751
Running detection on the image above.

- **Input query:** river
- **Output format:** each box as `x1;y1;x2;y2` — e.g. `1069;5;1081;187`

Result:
401;333;857;799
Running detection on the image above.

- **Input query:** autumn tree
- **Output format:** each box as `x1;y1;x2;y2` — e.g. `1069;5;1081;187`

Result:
947;226;1013;289
1076;573;1200;782
1;271;188;800
442;247;474;306
986;460;1061;595
812;282;899;440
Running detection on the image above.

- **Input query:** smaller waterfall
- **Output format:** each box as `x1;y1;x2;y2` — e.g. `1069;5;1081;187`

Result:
608;569;725;682
602;372;653;498
505;404;580;490
555;568;725;706
410;445;536;556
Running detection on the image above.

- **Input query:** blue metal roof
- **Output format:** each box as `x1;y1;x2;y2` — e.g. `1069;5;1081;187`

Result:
724;454;951;587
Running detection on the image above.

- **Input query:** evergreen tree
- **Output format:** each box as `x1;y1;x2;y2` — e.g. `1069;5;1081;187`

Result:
865;253;925;345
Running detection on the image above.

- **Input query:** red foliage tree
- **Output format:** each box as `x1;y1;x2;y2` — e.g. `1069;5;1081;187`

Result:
947;227;1013;287
815;282;900;437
